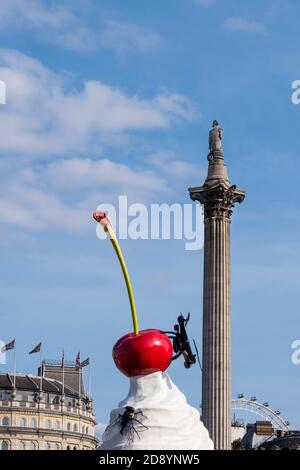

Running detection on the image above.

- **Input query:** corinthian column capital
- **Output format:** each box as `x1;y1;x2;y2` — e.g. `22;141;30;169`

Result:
189;183;245;219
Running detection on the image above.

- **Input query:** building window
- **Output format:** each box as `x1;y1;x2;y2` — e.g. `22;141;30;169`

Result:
0;391;11;401
52;396;60;404
16;392;31;402
45;419;51;429
30;418;37;428
55;443;60;450
19;418;26;427
55;420;60;430
19;441;25;450
30;441;37;450
1;416;9;426
73;423;77;432
86;426;89;434
28;393;35;403
67;422;71;431
1;441;9;450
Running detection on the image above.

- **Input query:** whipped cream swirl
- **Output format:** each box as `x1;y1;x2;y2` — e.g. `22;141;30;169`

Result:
101;371;213;450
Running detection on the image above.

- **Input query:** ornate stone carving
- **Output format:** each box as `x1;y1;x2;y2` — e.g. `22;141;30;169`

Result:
190;184;245;219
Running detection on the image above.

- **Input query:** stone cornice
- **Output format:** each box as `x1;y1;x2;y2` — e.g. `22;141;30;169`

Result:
0;404;96;423
0;426;96;440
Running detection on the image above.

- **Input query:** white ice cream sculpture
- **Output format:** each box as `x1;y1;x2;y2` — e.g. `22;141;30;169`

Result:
93;212;213;450
101;371;213;450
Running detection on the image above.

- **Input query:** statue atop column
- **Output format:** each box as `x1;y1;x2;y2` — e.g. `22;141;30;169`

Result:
208;120;223;160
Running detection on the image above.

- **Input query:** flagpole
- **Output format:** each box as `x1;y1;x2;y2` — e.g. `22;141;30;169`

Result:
88;361;91;400
40;344;43;392
78;366;81;402
76;352;81;404
62;348;65;395
13;343;16;389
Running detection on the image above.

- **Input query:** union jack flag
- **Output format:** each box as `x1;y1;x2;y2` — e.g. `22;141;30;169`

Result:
29;342;42;354
80;357;90;368
1;339;15;353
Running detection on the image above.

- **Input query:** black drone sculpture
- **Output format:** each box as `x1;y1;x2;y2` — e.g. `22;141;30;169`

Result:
164;314;199;369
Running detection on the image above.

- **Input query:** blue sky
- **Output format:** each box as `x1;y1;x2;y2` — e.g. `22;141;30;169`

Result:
0;0;300;432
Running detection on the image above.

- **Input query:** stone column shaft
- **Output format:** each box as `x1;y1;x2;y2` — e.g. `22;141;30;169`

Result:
202;216;231;450
189;174;245;451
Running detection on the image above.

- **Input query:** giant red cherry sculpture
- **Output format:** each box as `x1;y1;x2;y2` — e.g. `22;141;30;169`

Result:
113;329;173;377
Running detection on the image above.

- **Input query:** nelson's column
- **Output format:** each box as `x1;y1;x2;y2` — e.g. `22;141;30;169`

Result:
188;121;245;450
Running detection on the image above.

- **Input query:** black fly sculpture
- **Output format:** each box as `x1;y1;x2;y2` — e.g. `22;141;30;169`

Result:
164;314;197;369
106;406;148;444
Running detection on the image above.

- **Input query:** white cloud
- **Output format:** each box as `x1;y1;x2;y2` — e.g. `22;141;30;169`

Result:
0;49;195;157
0;0;71;30
0;0;163;54
0;49;198;237
0;150;205;235
0;185;86;232
46;158;166;193
148;151;205;180
0;157;169;233
101;19;162;53
224;17;267;34
50;27;98;53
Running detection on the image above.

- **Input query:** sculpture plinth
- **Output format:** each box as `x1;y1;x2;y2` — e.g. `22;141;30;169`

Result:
188;121;245;450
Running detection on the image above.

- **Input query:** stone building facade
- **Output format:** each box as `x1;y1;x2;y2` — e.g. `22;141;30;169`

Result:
0;363;97;450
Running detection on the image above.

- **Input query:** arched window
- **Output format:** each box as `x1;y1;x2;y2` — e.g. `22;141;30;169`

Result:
1;441;9;450
86;426;88;434
82;425;84;433
30;441;37;450
1;416;9;426
55;443;60;450
67;422;71;431
30;418;37;428
55;420;60;430
19;418;26;427
73;446;77;450
73;423;77;432
19;441;25;450
45;419;51;429
52;395;60;404
66;445;70;450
